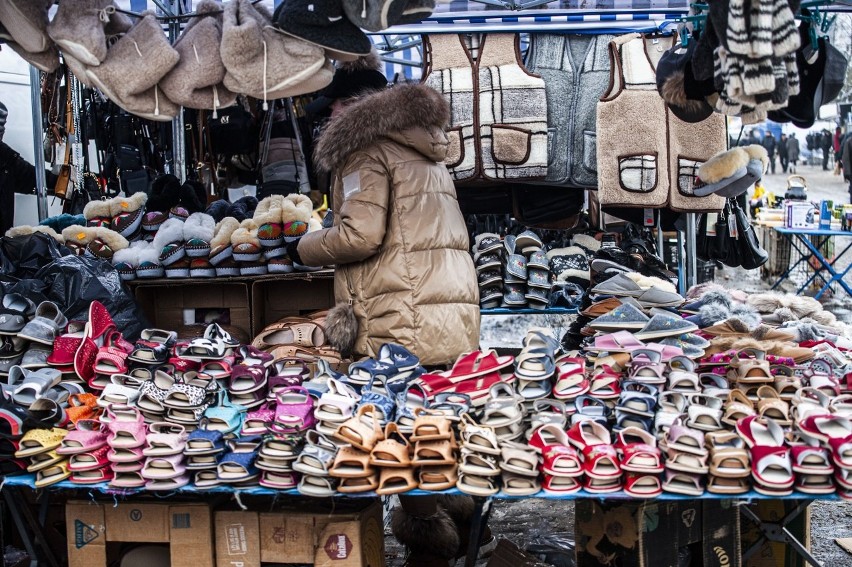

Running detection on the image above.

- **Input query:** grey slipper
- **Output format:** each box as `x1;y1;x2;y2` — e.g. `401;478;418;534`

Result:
527;250;549;270
635;287;684;308
524;286;550;305
527;269;552;290
590;273;645;297
12;367;62;407
505;254;528;281
716;158;763;198
515;230;543;254
692;165;748;197
18;301;68;345
633;314;698;340
590;303;650;331
474;251;502;272
502;283;527;307
0;294;35;335
20;346;52;369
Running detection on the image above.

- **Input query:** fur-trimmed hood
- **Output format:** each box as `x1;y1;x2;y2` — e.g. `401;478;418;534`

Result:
314;83;450;172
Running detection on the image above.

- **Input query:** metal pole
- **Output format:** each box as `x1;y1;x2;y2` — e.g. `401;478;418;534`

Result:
29;66;48;221
685;212;698;289
168;1;186;182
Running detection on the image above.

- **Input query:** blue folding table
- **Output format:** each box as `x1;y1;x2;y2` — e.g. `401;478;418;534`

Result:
770;227;852;299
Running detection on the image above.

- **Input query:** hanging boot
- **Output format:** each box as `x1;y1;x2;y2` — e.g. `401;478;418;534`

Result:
48;0;131;66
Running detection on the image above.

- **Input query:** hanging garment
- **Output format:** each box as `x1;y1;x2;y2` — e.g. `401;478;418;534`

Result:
525;33;614;188
596;34;727;213
423;33;549;184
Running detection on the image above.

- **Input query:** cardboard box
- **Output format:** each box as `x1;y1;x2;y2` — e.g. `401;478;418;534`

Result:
486;539;550;567
66;501;214;567
215;501;384;567
741;501;811;567
215;511;261;567
575;500;740;567
133;281;252;339
251;273;335;336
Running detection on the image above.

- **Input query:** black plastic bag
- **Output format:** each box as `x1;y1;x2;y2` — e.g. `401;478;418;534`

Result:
33;255;148;341
0;233;70;280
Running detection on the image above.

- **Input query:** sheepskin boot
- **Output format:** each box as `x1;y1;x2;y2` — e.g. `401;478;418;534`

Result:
228;196;258;221
183;213;216;258
282;194;313;242
87;226;129;261
160;0;237;115
152;218;187;267
0;0;53;55
391;496;458;567
112;241;144;281
5;225;64;244
83;198;115;229
47;0;131;66
86;12;180;122
255;195;285;248
209;217;240;265
205;200;231;223
693;147;750;197
148;174;182;213
110;192;148;240
136;242;165;279
61;225;99;255
231;220;262;262
180;181;208;214
221;0;330;107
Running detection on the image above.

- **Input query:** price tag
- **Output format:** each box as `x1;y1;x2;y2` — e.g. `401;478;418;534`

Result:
729;215;738;239
706;213;718;236
643;209;655;227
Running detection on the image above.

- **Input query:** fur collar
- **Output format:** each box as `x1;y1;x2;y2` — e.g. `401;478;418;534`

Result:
314;83;449;172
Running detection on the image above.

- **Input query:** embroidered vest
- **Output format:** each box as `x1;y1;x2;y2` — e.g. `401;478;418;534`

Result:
423;34;549;184
596;34;727;212
525;33;614;188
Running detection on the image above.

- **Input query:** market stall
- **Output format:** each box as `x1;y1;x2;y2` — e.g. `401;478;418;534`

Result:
2;1;852;567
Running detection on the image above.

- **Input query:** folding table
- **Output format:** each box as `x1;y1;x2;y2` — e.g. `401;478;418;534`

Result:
770;227;852;300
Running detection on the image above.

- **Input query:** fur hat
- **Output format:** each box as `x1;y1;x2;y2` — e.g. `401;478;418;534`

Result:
48;0;132;66
221;0;331;107
86;12;180;122
6;41;59;72
274;0;371;61
342;0;407;32
305;49;388;115
656;36;715;123
0;0;53;55
160;0;237;114
5;225;64;243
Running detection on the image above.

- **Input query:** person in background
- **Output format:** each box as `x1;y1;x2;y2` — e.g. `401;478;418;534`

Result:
821;129;833;171
779;133;790;173
787;132;800;174
834;126;843;175
842;132;852;202
761;131;777;174
0;101;57;235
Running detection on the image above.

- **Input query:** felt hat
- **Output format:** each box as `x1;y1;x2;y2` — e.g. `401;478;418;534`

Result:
0;0;53;56
273;0;371;62
221;0;332;105
393;0;436;26
160;0;237;114
342;0;408;32
306;50;388;115
48;0;132;67
656;36;715;123
86;12;180;122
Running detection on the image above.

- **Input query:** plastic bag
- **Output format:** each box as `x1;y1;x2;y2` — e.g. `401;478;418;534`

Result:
526;533;576;567
0;233;70;280
34;255;148;341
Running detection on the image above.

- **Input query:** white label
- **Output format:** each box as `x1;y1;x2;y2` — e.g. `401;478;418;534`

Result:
342;172;361;200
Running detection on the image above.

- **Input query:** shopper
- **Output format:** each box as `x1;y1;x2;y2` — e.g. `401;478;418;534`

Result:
0;101;57;235
291;79;484;566
834;126;843;175
787;133;800;173
779;133;790;173
821;129;833;171
842;133;852;202
761;131;777;174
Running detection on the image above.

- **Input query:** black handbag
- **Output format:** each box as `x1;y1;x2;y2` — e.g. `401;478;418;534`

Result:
208;105;258;156
732;199;769;270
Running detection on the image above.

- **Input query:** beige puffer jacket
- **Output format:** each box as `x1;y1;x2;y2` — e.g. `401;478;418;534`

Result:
298;83;480;366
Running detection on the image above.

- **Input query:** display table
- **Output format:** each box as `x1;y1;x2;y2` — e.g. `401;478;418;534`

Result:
1;475;829;567
771;227;852;299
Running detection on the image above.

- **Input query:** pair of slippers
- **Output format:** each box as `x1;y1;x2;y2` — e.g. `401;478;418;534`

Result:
148;175;208;215
693;145;769;198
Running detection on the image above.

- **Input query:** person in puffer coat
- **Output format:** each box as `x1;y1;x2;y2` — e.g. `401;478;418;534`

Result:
294;82;480;366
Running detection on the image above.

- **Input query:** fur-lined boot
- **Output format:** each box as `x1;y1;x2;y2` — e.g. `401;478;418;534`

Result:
87;226;129;261
136;241;165;279
112;241;145;281
83;198;114;228
152;218;187;267
282;194;312;242
61;225;99;255
5;225;64;244
392;496;458;567
47;0;131;66
183;212;215;258
110;192;148;239
231;219;262;262
209;217;240;265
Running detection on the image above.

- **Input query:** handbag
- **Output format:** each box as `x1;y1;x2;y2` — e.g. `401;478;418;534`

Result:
208;103;258;156
732;199;769;270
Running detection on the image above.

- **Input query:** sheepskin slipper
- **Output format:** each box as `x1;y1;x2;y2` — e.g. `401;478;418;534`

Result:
47;0;131;66
263;245;287;260
183;213;216;258
189;259;216;278
111;192;149;238
86;228;129;261
61;225;100;255
214;258;241;277
170;206;191;222
713;145;769;199
693;147;750;197
255;196;285;247
268;257;294;274
231;221;262;262
209;217;240;265
5;225;64;244
143;211;168;233
83;199;114;228
111;246;140;281
137;246;165;279
165;259;191;279
153;218;187;267
239;262;268;276
0;0;53;55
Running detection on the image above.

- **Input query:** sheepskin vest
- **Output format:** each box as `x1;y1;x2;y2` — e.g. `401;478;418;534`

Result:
525;33;614;188
422;33;549;184
597;34;727;212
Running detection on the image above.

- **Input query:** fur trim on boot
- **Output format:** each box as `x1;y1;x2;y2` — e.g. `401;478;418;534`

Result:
810;310;837;326
61;225;99;245
112;245;140;267
152;218;186;249
729;305;761;329
183;213;216;242
686;282;727;300
284;194;313;223
211;217;240;249
83;199;114;221
326;302;358;357
5;225;64;243
391;507;459;560
91;227;129;251
110;191;148;217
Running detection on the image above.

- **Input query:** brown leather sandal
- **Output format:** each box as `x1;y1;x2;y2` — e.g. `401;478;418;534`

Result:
370;423;411;467
376;468;418;495
418;465;458;491
329;446;375;479
412;438;457;466
333;405;384;451
253;318;326;350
